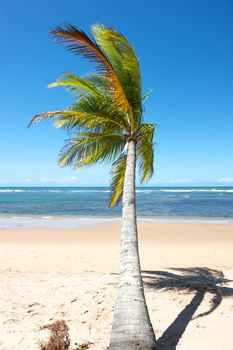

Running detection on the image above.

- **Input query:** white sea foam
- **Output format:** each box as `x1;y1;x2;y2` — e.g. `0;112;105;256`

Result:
12;216;31;219
136;190;154;193
46;190;63;193
1;215;233;229
69;190;110;193
0;189;38;193
0;216;120;228
160;189;233;193
1;188;233;194
0;189;25;193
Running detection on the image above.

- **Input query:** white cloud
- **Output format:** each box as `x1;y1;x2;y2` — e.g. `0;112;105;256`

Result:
217;177;233;183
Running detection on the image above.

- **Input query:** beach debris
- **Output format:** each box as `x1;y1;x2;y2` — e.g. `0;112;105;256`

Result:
74;341;92;349
38;319;70;350
28;302;39;308
70;298;78;303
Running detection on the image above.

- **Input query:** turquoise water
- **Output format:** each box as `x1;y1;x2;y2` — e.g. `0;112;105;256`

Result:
0;186;233;227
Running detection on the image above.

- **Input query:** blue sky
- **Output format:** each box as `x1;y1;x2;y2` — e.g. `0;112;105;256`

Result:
1;0;233;186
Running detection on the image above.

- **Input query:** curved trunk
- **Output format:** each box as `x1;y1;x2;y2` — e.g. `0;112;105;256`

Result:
110;140;156;350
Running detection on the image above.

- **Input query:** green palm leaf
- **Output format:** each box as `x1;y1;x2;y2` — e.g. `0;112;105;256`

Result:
67;94;130;132
29;23;156;207
28;94;129;133
85;73;110;92
142;89;153;101
109;156;127;207
137;124;155;183
48;72;101;97
92;24;142;128
58;133;124;168
51;24;132;114
28;110;81;127
54;112;125;132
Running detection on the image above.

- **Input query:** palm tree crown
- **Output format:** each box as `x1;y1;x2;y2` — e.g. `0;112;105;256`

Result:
29;24;155;206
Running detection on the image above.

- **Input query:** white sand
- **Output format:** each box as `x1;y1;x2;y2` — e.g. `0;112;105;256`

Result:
0;223;233;349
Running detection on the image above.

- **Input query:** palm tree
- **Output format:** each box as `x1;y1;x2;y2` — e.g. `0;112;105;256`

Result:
29;24;157;350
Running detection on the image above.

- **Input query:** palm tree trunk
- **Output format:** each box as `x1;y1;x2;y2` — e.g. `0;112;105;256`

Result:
110;140;156;350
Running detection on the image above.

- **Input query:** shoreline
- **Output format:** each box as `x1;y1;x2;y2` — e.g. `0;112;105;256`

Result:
1;215;233;229
1;186;232;229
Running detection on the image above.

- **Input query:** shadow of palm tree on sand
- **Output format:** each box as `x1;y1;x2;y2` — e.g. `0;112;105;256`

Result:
142;267;233;350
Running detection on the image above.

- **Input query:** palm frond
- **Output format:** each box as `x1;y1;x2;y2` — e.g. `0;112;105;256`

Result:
58;133;124;168
137;124;155;183
58;94;130;132
28;94;129;133
85;73;109;92
28;110;80;127
142;89;153;101
54;112;125;132
29;24;156;209
51;24;132;115
48;72;101;97
92;24;142;128
109;156;126;207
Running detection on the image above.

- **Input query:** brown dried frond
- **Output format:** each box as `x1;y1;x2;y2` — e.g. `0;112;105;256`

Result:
38;320;70;350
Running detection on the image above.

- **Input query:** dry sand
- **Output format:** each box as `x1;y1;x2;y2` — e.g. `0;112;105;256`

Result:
0;223;233;349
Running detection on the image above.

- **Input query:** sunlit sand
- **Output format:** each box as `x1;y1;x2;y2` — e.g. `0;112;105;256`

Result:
1;223;233;349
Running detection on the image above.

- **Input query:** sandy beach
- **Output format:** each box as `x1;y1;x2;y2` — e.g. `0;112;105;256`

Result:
1;223;233;349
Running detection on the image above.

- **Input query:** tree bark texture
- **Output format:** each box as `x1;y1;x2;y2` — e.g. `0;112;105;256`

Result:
110;140;156;350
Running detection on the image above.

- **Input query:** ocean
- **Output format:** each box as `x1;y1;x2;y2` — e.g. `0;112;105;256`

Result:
0;186;233;227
